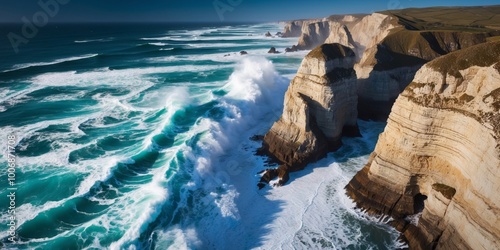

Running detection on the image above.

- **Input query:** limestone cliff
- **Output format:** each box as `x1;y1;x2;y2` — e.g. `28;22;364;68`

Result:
259;43;359;187
284;10;498;120
346;41;500;249
355;28;496;119
282;20;305;38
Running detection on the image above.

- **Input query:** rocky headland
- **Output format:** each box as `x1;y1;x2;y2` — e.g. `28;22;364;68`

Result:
281;7;500;120
262;5;500;249
259;43;360;187
346;41;500;249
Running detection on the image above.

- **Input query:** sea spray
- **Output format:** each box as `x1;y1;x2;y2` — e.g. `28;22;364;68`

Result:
0;22;400;249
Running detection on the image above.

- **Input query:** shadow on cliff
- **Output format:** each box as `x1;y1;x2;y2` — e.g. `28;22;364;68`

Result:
283;120;386;186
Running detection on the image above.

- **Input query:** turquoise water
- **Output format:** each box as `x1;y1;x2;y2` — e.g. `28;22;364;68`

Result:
0;23;400;249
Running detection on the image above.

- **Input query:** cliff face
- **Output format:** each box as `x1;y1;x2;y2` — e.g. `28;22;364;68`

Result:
289;14;393;54
259;44;359;187
346;41;500;249
296;21;332;50
354;26;494;120
282;20;305;38
285;12;497;120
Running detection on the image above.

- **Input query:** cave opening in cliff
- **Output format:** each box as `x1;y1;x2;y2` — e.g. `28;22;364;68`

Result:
413;193;428;214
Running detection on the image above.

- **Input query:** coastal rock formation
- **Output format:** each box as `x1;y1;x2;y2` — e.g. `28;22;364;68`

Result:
285;45;299;53
355;28;496;119
284;10;499;120
294;15;364;50
296;20;332;50
346;41;500;249
282;20;305;37
268;47;279;54
259;43;360;187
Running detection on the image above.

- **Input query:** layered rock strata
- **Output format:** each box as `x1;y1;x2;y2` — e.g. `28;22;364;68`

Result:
346;41;500;249
259;44;360;187
356;28;496;119
282;20;306;38
284;12;498;120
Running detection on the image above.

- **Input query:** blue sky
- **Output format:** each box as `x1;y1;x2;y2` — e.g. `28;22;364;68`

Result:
1;0;500;23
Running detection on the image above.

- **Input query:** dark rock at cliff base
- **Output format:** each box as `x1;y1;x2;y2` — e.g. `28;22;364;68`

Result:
285;45;298;53
240;51;248;55
275;32;283;37
259;168;278;184
250;135;264;141
268;47;280;54
258;165;291;188
265;32;272;37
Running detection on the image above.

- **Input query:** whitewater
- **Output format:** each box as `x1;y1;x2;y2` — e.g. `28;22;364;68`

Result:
0;23;402;249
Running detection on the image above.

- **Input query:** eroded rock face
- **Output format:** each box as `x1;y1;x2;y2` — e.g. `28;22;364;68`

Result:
259;44;360;187
354;29;495;119
282;20;306;38
290;14;392;54
346;41;500;249
285;13;497;120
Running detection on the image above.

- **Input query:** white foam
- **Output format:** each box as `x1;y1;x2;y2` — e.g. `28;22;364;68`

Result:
31;64;229;87
108;177;168;250
75;38;113;43
152;227;202;250
157;56;400;249
140;36;175;41
146;42;168;46
4;54;99;72
3;22;400;249
185;42;249;48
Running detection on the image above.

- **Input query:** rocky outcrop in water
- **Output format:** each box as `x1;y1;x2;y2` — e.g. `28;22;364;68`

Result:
346;41;500;249
259;43;360;187
268;47;279;54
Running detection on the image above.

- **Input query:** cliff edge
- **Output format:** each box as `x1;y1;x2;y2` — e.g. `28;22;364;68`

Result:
259;43;359;187
283;6;500;120
345;41;500;249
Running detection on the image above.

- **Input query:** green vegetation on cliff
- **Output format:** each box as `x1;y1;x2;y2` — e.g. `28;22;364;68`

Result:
369;6;500;71
381;5;500;32
427;41;500;78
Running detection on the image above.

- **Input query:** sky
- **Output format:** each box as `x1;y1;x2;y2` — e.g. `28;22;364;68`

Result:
1;0;500;23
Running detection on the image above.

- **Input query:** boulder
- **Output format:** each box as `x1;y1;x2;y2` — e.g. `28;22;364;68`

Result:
268;47;280;54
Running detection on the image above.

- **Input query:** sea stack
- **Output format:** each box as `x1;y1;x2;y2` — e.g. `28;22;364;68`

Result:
345;41;500;249
259;43;360;187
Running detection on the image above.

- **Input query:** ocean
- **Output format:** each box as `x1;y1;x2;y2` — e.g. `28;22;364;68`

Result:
0;22;402;249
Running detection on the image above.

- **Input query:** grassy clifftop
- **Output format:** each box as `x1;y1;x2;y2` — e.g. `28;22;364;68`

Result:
427;40;500;77
366;5;500;71
380;5;500;32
